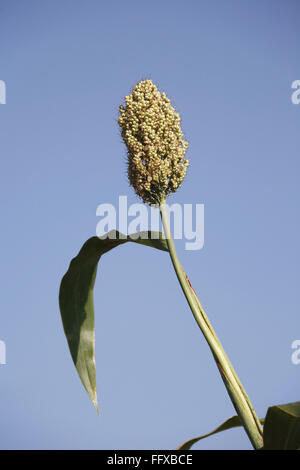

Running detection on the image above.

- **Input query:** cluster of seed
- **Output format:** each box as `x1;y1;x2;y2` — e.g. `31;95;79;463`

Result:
118;79;189;205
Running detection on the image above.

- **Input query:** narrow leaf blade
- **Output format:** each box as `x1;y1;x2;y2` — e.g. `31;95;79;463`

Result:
59;231;168;411
177;416;265;450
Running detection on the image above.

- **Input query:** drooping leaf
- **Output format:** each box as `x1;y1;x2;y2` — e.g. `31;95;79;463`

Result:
177;416;265;450
263;401;300;450
59;230;168;412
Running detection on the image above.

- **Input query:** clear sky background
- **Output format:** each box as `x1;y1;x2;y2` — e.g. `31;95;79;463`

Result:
0;0;299;450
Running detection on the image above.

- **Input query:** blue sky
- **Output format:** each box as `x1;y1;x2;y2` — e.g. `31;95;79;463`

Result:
0;0;299;449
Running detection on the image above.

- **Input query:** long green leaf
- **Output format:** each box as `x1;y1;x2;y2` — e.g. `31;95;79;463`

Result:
263;401;300;450
59;230;168;412
177;416;265;450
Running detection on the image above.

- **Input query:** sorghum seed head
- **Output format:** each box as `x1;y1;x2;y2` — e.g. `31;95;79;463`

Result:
118;79;189;205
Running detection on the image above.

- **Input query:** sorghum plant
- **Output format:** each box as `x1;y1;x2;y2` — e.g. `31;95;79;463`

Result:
59;80;300;450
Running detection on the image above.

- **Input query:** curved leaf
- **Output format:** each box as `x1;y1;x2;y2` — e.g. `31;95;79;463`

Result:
59;230;168;412
263;401;300;450
177;416;265;450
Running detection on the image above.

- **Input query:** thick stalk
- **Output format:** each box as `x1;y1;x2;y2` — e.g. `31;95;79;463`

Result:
181;270;263;434
159;201;263;450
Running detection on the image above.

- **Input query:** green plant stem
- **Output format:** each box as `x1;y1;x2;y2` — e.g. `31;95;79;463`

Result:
159;201;264;450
